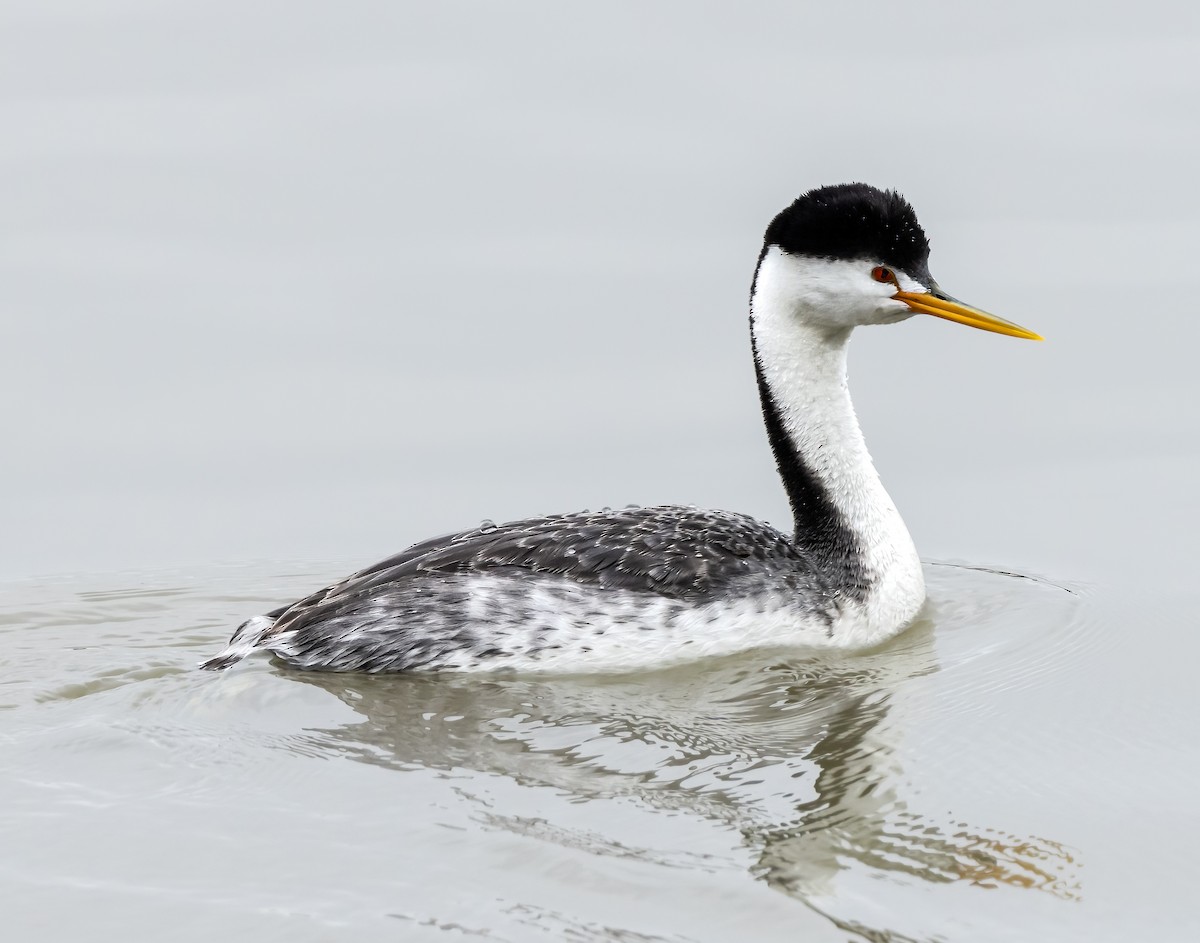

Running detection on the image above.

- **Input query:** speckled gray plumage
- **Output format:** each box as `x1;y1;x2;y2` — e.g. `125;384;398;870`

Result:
303;505;824;601
202;505;852;673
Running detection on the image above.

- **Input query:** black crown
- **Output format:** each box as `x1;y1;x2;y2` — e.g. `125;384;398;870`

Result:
765;183;932;280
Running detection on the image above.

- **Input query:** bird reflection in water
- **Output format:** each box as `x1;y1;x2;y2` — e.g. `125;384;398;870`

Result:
277;603;1080;938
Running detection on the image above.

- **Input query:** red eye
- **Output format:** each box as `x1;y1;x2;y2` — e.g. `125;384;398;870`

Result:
871;266;896;284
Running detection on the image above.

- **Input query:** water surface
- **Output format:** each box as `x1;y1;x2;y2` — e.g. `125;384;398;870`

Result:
7;560;1173;941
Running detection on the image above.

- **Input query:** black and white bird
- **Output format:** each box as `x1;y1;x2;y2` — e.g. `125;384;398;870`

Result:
202;183;1040;674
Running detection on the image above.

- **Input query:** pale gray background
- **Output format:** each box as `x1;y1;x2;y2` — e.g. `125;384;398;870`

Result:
4;6;1200;941
3;1;1197;588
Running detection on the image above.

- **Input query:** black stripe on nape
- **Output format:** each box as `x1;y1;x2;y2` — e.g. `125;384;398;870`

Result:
749;329;868;601
764;183;932;283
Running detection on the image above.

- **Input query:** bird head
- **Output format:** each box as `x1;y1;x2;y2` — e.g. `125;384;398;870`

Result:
755;183;1041;340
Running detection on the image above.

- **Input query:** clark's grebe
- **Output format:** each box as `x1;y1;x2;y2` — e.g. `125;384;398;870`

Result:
202;183;1040;673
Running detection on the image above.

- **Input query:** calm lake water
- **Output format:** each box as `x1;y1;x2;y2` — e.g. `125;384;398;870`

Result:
5;3;1200;941
0;562;1101;942
4;555;1197;941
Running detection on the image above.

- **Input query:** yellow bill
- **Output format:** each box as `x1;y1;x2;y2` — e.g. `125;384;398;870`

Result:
893;288;1042;341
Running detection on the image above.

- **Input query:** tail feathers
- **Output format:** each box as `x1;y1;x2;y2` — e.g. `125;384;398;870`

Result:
199;615;276;671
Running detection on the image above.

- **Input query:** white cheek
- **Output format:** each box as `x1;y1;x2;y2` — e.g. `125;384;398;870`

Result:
757;250;891;329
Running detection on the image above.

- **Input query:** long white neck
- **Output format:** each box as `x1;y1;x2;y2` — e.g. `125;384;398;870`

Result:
750;248;925;638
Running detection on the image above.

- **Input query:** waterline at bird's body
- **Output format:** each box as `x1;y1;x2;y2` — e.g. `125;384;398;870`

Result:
213;522;890;674
202;183;1038;674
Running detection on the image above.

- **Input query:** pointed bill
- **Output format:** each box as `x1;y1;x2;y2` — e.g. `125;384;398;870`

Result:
893;288;1042;341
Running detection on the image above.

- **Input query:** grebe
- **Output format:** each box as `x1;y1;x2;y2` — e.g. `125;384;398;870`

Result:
202;183;1039;674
